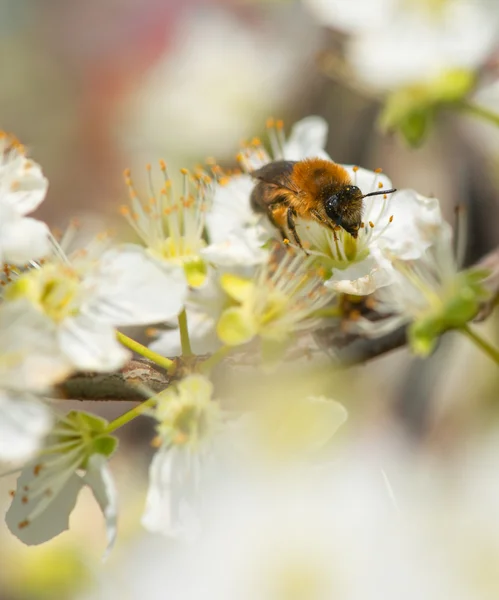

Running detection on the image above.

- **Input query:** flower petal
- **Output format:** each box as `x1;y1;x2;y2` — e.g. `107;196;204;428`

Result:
1;158;48;215
142;447;199;538
83;246;187;326
284;116;331;160
82;455;118;559
0;392;53;462
325;255;393;295
6;465;84;545
206;175;257;244
376;190;443;260
202;226;270;268
0;217;50;264
58;317;130;372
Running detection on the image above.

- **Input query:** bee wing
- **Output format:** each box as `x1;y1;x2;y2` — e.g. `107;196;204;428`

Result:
251;160;298;193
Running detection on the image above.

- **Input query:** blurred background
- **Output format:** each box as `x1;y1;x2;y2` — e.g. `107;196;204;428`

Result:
1;0;499;598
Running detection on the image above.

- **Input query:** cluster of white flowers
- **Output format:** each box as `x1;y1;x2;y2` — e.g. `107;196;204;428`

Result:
0;116;490;556
304;0;498;91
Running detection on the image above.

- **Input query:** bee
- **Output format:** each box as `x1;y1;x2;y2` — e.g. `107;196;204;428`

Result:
250;158;396;250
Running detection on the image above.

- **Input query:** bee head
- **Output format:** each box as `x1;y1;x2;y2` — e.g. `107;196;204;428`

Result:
324;185;363;238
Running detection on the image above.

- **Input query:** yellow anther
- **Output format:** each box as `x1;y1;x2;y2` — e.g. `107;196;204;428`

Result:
369;221;375;228
180;168;189;175
374;168;383;173
378;182;383;188
159;159;167;171
389;215;394;223
266;117;275;128
352;166;359;172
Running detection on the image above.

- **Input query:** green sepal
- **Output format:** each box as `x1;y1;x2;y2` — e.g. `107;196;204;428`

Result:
91;435;119;458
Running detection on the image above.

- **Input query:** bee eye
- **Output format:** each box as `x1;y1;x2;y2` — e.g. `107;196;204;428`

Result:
325;194;340;220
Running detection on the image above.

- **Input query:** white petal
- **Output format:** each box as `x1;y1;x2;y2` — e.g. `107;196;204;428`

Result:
6;465;84;545
0;217;50;264
206;176;256;244
1;160;48;215
142;447;199;538
325;255;393;295
58;317;130;372
202;226;270;268
0;392;53;462
83;246;187;326
83;455;118;559
0;300;72;391
376;191;443;260
284;116;331;160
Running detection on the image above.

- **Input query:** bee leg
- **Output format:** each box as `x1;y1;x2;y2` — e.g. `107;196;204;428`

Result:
267;202;289;242
286;207;308;254
310;209;338;241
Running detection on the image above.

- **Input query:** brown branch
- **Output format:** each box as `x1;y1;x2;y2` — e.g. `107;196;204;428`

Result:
58;245;499;400
57;359;171;401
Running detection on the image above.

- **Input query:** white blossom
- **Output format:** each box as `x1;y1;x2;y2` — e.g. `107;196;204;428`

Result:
142;374;222;537
1;228;185;373
305;0;498;90
0;132;50;264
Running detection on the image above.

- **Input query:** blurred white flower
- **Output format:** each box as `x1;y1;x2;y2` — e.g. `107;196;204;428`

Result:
305;0;498;90
0;132;50;264
87;432;496;600
2;228;185;372
142;374;222;537
119;8;323;162
0;300;72;462
6;410;117;555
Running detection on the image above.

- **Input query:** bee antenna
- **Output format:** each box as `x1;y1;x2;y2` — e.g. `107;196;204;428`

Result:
362;188;397;199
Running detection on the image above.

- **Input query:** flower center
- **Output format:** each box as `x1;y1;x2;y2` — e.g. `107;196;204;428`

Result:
122;164;211;287
5;263;81;322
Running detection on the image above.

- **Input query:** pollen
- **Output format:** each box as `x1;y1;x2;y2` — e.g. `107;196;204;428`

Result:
378;182;383;189
180;168;189;175
8;490;15;497
352;166;359;172
145;327;158;337
369;221;375;228
389;215;394;223
33;464;43;476
18;519;30;529
375;168;383;173
21;496;28;504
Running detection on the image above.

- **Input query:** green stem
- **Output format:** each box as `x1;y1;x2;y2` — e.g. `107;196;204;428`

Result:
461;324;499;366
200;346;231;374
106;397;157;433
458;101;499;129
116;331;174;371
178;309;192;357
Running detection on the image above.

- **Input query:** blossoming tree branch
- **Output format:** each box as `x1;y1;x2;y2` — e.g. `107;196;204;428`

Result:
0;114;498;553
